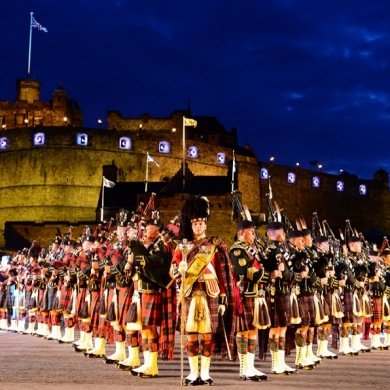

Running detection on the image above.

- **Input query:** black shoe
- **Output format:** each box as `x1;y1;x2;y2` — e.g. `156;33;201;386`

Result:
184;377;200;386
198;378;214;386
241;375;259;382
104;357;118;364
117;363;132;371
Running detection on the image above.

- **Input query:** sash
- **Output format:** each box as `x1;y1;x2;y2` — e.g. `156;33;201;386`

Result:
183;245;216;297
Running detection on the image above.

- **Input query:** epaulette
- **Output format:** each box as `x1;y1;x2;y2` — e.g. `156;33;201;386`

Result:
230;241;248;251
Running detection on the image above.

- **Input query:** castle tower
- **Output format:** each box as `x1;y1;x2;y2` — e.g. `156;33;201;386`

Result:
17;78;40;103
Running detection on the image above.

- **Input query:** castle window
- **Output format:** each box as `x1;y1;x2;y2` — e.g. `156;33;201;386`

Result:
33;132;45;146
188;146;199;158
76;133;88;146
312;176;320;188
336;180;344;192
359;184;367;195
260;168;269;179
159;141;171;154
119;137;131;150
287;172;296;184
0;137;9;150
216;152;226;164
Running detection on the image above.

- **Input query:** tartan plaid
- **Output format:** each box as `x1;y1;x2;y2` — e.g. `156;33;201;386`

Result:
117;286;131;326
0;287;6;308
89;290;101;330
342;291;354;323
46;286;59;311
141;290;162;326
58;285;72;311
371;296;383;323
268;293;290;328
75;287;87;321
159;285;177;360
233;295;255;332
324;291;342;324
298;294;316;326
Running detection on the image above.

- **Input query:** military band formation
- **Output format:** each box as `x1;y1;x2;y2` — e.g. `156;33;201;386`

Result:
1;192;390;386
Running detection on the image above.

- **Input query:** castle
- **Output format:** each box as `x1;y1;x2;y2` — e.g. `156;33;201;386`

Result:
0;78;389;249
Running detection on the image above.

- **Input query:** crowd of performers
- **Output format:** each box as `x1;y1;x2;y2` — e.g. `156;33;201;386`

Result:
1;193;390;386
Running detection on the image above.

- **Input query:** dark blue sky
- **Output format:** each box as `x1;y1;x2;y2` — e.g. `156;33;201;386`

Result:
1;0;390;179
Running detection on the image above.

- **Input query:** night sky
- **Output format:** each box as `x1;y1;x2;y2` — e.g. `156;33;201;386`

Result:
1;0;390;179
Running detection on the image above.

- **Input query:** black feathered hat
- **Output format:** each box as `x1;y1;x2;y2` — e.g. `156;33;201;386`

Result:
179;195;210;240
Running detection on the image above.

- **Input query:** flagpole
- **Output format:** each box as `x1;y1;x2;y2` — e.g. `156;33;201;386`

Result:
28;12;33;75
145;153;149;193
101;178;104;221
182;116;186;191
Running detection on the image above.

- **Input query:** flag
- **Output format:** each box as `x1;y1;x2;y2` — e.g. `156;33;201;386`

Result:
232;153;236;174
147;152;160;167
31;15;48;32
102;176;115;188
184;117;197;127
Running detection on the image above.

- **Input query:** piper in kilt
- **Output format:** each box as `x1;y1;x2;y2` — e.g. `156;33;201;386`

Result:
367;248;386;350
288;229;319;370
130;214;175;378
229;218;269;381
313;235;339;359
172;196;233;386
263;222;296;375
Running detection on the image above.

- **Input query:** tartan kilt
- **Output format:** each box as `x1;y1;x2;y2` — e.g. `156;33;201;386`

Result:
234;295;255;332
342;291;354;323
324;291;342;324
89;290;101;329
141;291;163;327
58;285;73;311
46;287;59;311
268;293;290;328
117;286;132;327
298;294;316;326
371;296;383;323
75;287;87;320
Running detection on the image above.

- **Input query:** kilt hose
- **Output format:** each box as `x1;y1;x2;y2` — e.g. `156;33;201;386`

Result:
268;293;291;328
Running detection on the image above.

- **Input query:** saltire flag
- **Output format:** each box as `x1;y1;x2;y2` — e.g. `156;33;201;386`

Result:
147;152;160;167
31;15;48;32
103;176;115;188
184;117;197;127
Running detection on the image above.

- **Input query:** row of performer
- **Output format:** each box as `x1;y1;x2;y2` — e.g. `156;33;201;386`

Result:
1;194;390;386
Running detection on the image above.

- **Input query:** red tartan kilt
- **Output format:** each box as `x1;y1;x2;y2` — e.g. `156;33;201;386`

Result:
298;294;316;326
75;287;87;318
58;286;72;311
268;293;290;328
117;286;132;326
90;291;101;328
371;296;383;323
141;291;162;327
234;295;255;332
